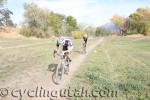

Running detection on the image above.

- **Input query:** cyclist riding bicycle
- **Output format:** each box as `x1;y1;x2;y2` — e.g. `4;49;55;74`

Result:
83;33;88;48
53;36;73;63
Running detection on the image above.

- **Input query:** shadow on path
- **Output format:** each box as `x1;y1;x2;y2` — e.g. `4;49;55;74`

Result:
48;63;60;85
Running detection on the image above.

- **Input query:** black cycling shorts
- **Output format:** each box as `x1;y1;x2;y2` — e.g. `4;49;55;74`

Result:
83;37;88;43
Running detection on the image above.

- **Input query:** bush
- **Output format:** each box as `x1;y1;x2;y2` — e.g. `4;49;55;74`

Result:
20;26;32;37
95;27;109;36
20;26;51;38
21;3;66;38
127;30;138;35
146;27;150;36
146;31;150;36
71;31;84;39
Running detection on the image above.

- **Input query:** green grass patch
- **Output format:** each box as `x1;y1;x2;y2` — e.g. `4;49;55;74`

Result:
68;36;150;100
0;38;95;80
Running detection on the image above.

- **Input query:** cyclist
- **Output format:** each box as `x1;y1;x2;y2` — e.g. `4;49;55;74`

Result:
83;33;88;48
53;36;73;63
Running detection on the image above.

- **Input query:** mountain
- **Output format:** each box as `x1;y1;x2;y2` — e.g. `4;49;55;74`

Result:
102;22;119;33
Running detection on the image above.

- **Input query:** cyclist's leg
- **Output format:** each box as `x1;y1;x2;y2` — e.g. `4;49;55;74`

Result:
64;52;71;62
83;39;87;53
85;38;87;47
65;51;71;74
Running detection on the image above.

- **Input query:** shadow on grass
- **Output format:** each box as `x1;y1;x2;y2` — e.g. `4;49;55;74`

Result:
48;63;57;72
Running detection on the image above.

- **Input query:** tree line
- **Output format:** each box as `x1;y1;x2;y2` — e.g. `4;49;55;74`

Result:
1;1;150;37
111;7;150;36
21;3;107;38
20;3;78;38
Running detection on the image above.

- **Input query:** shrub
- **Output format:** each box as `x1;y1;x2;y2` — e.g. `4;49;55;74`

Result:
20;26;32;37
146;31;150;36
21;3;66;38
146;26;150;36
20;26;51;38
95;27;109;36
71;31;84;39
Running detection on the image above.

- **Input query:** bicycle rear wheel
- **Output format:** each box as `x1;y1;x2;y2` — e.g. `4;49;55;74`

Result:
83;42;86;54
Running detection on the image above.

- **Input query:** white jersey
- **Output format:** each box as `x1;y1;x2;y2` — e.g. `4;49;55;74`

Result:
57;37;73;49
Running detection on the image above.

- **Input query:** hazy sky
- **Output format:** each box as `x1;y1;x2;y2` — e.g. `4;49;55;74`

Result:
3;0;150;26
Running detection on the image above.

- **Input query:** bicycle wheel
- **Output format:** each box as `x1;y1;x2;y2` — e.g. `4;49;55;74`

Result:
64;59;70;75
83;42;86;54
52;61;64;84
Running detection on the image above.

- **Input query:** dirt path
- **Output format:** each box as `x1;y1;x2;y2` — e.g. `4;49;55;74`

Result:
0;37;104;100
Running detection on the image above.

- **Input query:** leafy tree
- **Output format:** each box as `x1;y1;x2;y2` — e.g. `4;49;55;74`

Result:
0;0;14;27
0;0;7;7
47;12;64;35
129;12;144;21
66;16;78;33
95;27;108;36
128;7;150;35
78;24;96;36
84;26;96;36
21;3;50;38
21;3;70;38
136;7;150;20
111;15;125;35
0;8;14;26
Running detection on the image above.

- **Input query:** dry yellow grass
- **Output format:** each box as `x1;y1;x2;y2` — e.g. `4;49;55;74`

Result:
0;27;22;38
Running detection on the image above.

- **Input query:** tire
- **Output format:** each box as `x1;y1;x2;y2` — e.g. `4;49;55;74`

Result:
64;59;70;75
83;42;86;54
52;61;64;85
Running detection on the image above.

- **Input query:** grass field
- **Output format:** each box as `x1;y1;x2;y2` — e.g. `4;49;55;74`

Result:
0;36;150;100
68;36;150;100
0;37;96;81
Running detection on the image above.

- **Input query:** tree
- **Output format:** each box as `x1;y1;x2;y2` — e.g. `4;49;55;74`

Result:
128;7;150;35
84;26;96;36
95;27;108;36
0;8;14;26
66;16;78;33
0;0;7;7
111;15;125;35
136;7;150;20
21;3;51;38
47;12;64;35
0;0;14;27
129;12;144;21
78;24;96;36
21;3;69;38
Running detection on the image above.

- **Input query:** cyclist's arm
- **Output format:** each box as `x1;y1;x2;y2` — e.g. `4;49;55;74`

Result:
68;46;73;52
56;40;60;50
68;41;73;52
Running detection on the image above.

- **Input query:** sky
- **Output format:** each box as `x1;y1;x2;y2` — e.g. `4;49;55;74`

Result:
2;0;150;26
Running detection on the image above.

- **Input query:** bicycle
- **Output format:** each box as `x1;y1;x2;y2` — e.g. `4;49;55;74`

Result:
52;51;70;85
82;41;87;54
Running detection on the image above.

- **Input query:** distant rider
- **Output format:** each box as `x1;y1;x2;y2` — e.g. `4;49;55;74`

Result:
83;33;88;48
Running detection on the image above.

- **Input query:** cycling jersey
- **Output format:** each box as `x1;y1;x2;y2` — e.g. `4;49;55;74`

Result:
56;37;73;51
83;34;88;47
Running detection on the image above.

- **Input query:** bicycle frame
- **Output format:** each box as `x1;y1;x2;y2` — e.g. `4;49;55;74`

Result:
52;51;70;84
83;42;87;53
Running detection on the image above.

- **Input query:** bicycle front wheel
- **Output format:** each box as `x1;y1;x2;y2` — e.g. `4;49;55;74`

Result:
53;61;64;84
